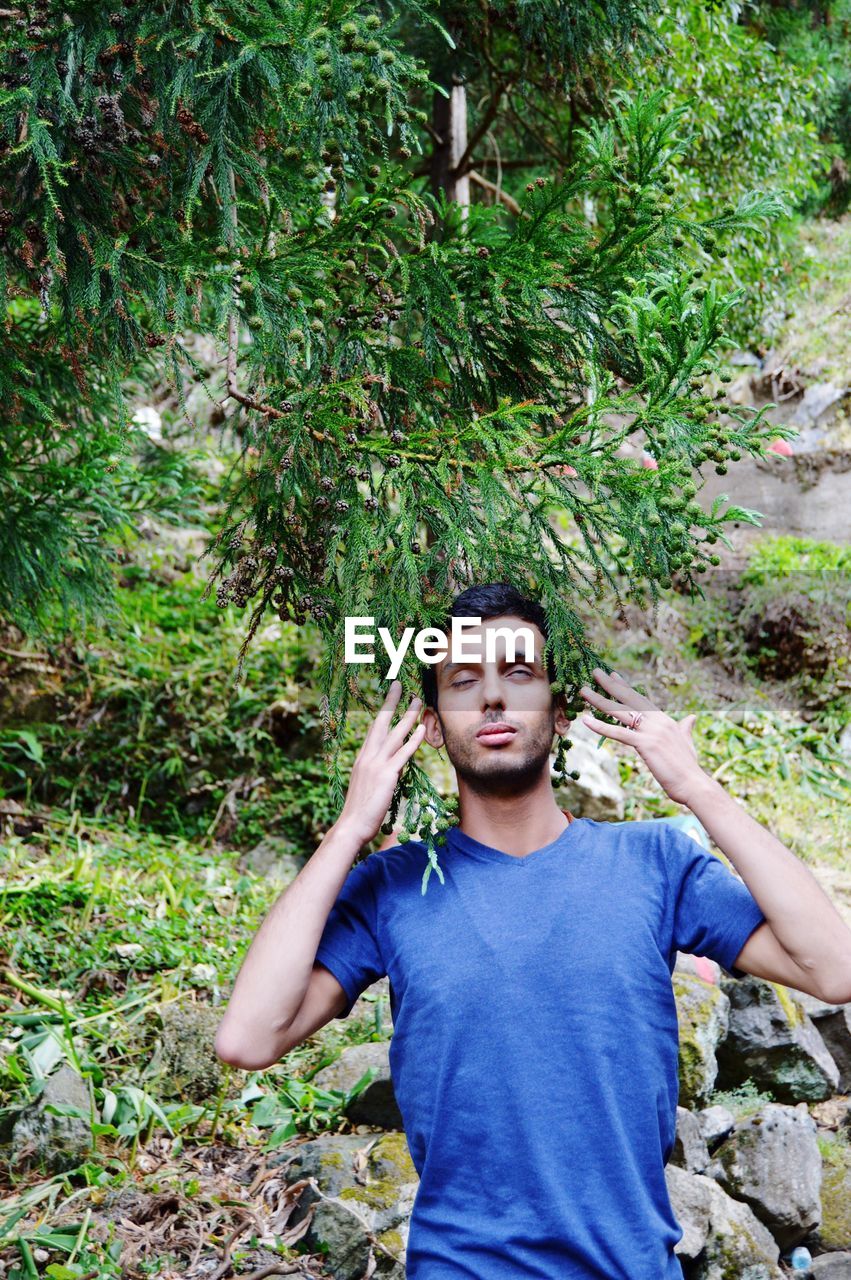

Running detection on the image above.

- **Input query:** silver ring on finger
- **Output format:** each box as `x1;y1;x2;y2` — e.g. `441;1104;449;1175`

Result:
628;711;643;731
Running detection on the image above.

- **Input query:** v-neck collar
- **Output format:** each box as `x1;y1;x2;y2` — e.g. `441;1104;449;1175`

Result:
446;813;582;866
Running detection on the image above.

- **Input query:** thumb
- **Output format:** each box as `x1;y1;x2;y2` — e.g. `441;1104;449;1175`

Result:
681;714;697;738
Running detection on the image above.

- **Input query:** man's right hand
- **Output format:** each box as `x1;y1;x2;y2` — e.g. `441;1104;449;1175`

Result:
337;679;426;847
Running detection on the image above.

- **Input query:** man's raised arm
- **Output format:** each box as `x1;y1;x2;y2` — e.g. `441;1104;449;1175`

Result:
214;679;424;1070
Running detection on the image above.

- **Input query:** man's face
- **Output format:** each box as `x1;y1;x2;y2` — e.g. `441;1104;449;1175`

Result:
421;615;571;796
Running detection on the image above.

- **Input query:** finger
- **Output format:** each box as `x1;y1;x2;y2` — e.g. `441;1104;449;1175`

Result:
581;711;638;745
365;679;404;741
592;668;652;709
391;721;427;765
681;714;697;737
384;695;423;753
579;685;635;724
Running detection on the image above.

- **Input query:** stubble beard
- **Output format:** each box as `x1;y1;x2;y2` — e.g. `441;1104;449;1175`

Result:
437;710;559;798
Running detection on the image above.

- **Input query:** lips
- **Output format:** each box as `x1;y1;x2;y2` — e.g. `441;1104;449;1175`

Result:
476;723;517;746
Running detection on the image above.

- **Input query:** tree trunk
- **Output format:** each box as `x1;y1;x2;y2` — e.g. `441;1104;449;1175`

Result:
430;77;470;214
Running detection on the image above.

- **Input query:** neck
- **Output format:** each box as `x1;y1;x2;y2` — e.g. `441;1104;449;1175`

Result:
455;779;570;857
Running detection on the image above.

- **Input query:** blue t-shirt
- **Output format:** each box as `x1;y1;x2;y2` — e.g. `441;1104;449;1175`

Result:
314;817;766;1280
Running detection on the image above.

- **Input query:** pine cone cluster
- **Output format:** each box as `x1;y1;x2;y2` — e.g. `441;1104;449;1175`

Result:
176;104;210;146
217;553;263;608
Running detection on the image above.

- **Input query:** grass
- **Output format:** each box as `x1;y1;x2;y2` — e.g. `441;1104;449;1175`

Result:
770;211;851;387
0;816;389;1278
0;561;368;853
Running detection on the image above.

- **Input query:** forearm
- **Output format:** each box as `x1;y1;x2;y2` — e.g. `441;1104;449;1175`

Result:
215;817;364;1059
682;772;851;979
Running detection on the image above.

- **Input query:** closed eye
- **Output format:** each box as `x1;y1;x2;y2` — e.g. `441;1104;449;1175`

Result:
450;667;532;688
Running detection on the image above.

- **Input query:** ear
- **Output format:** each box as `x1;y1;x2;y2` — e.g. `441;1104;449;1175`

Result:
421;706;445;749
553;694;572;737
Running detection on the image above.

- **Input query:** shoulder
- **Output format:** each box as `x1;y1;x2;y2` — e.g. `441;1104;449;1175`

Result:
355;839;431;889
580;816;676;851
580;816;697;877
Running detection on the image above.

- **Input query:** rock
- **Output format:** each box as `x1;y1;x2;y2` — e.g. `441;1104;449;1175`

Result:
97;1187;183;1225
676;952;721;985
807;1130;851;1252
790;383;850;429
797;993;847;1021
711;1103;822;1250
728;350;764;368
809;1006;851;1093
811;1096;851;1130
727;372;757;406
811;1252;851;1277
690;1173;784;1279
669;1107;711;1174
237;837;305;884
716;976;840;1103
699;1105;736;1150
132;405;163;440
0;668;63;724
134;519;209;576
666;1163;713;1259
310;1041;403;1130
673;969;731;1108
552;719;625;821
304;1199;374;1279
272;1131;418;1279
155;1001;225;1103
11;1065;94;1173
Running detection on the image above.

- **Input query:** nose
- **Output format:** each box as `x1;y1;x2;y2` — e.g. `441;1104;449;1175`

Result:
480;668;506;710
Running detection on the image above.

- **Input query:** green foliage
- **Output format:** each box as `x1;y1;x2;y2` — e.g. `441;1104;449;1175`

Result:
0;309;208;635
614;0;832;344
696;701;851;799
0;0;810;850
0;819;387;1155
709;1078;776;1118
749;0;851;214
742;533;851;582
0;813;393;1274
0;563;353;846
208;90;789;853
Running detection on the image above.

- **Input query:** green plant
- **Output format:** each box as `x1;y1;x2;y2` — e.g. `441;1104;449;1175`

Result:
3;0;796;861
708;1078;776;1119
615;0;832;344
742;534;851;584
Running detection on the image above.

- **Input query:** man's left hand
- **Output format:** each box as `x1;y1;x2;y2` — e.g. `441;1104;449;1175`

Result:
578;669;707;806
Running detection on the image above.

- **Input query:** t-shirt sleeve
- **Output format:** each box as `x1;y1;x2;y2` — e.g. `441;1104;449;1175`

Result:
314;855;386;1019
664;827;767;979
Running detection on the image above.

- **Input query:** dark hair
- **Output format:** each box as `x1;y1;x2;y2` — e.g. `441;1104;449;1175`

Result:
419;582;558;711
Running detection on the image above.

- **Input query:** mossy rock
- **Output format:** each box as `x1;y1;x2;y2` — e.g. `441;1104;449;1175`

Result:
716;976;839;1103
674;970;731;1108
272;1130;418;1277
812;1131;851;1250
154;1001;225;1103
692;1173;783;1279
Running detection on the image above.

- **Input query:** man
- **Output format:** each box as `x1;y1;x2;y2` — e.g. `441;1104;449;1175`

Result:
215;581;851;1279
